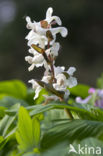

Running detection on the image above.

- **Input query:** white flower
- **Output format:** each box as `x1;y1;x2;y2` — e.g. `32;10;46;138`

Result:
46;7;62;25
53;66;77;99
25;54;45;71
67;77;77;88
36;27;68;40
29;79;42;100
53;74;66;90
42;75;52;83
25;7;68;46
46;42;60;57
25;46;50;71
67;67;77;88
25;7;77;101
26;30;48;48
25;7;68;72
49;27;68;37
26;16;36;30
53;66;67;96
67;67;76;76
54;66;65;76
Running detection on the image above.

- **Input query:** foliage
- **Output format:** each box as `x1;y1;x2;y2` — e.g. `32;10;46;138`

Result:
16;107;40;152
69;84;90;98
0;79;103;155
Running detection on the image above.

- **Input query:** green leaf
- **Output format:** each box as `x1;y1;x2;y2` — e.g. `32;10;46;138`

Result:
16;107;34;151
2;116;16;138
0;114;16;137
29;102;103;121
97;73;103;89
22;152;38;156
40;119;103;150
26;89;35;106
0;96;28;109
0;103;17;138
5;102;20;116
42;141;68;156
0;136;4;144
16;107;40;152
0;80;27;99
0;106;6;118
69;84;90;98
0;138;8;151
0;105;17;150
32;117;40;146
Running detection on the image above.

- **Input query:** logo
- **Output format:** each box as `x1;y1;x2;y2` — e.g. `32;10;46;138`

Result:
68;144;101;155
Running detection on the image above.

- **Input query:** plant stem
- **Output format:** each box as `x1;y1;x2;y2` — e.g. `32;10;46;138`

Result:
40;42;73;119
64;108;74;119
47;41;56;83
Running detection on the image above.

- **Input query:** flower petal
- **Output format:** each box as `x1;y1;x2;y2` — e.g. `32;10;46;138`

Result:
50;27;68;37
76;96;91;104
50;16;62;25
64;90;70;100
67;77;77;88
51;42;60;56
67;67;76;76
25;56;33;64
88;88;96;94
28;79;42;99
26;16;36;30
46;7;53;20
28;64;35;71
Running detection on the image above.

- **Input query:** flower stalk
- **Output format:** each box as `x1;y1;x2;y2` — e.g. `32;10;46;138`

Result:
25;7;77;118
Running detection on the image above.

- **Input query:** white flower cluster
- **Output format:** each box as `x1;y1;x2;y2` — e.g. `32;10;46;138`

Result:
25;7;77;101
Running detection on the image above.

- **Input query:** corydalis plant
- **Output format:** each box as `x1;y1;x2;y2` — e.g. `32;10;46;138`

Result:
25;7;77;102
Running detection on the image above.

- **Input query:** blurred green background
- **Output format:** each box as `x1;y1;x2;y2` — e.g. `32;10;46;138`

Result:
0;0;103;87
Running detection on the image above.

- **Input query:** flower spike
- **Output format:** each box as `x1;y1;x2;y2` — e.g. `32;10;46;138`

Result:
25;7;77;101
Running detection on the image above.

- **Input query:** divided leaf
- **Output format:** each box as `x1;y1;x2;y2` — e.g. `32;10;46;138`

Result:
16;106;40;152
40;119;103;150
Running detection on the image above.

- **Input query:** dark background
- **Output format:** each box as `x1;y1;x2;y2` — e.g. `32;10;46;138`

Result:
0;0;103;87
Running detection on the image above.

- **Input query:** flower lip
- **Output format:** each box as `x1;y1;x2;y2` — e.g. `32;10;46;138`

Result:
67;67;76;76
50;27;68;37
46;7;62;25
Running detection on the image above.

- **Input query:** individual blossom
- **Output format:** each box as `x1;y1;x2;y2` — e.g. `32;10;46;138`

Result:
76;88;103;108
45;42;60;58
25;48;48;71
53;66;77;99
29;79;42;100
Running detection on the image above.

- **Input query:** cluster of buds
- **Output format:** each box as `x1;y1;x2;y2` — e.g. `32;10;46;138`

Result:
76;88;103;108
25;7;77;102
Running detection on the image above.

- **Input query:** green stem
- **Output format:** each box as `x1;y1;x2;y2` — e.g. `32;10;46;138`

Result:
64;108;74;119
